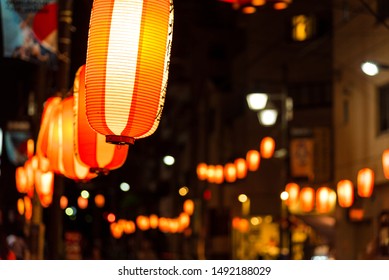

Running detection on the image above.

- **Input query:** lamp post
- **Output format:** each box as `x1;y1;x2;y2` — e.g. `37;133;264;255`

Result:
246;90;293;259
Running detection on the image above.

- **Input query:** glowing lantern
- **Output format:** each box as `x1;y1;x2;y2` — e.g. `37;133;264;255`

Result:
123;220;136;234
36;97;62;172
285;182;300;207
110;222;123;239
94;194;105;208
337;179;354;208
158;217;169;232
246;150;260;171
136;215;150;231
234;158;247;179
196;163;208;180
27;139;34;159
207;165;216;183
73;65;129;174
214;165;224;184
15;166;27;194
34;169;54;208
77;196;88;209
178;212;190;230
17;198;25;216
23;158;36;198
85;0;174;145
47;97;97;181
383;149;389;180
357;168;374;198
149;214;159;229
260;137;275;159
24;196;32;221
224;163;237;183
316;186;334;214
183;199;194;215
60;196;68;210
300;187;315;212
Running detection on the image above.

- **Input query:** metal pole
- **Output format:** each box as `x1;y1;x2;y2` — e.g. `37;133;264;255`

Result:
47;0;73;259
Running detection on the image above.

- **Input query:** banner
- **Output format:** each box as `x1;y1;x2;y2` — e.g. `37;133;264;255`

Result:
0;0;57;67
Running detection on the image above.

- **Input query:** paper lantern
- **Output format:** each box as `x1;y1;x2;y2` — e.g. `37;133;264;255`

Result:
149;214;159;229
15;166;28;194
337;179;354;208
60;196;68;210
260;137;275;159
300;187;315;212
214;165;224;184
196;163;208;180
246;150;260;171
207;165;216;183
94;194;105;208
34;169;54;208
316;186;334;214
183;199;194;216
383;149;389;180
136;215;150;231
357;168;374;198
73;65;129;174
47;97;97;181
224;162;237;183
36;96;62;172
77;196;88;209
123;220;136;234
85;0;174;144
235;158;247;179
285;182;300;207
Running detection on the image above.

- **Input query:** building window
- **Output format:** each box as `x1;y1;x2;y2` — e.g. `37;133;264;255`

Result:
378;83;389;134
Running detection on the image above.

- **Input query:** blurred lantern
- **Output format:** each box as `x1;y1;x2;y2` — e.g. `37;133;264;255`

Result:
234;158;247;179
357;168;374;198
158;217;169;233
110;222;123;239
337;179;354;208
149;214;159;229
246;150;260;171
123;220;136;234
36;96;62;172
23;157;36;198
224;162;237;183
285;182;300;207
214;165;224;184
77;196;88;209
17;198;25;216
383;149;389;180
300;187;315;212
34;169;54;207
207;165;216;183
232;217;241;229
47;97;97;181
136;215;150;231
24;196;32;221
94;194;105;208
178;212;190;231
238;218;250;233
168;218;180;233
316;186;336;214
15;166;27;194
196;163;208;180
73;65;129;174
85;0;174;145
260;137;275;159
60;196;68;210
183;199;194;216
27;139;34;159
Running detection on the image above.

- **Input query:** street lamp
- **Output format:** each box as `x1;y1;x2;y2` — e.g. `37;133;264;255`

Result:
361;61;389;76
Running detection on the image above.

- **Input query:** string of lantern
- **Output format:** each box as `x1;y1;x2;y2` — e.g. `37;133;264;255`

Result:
14;0;175;209
196;136;276;184
218;0;293;14
283;149;389;214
